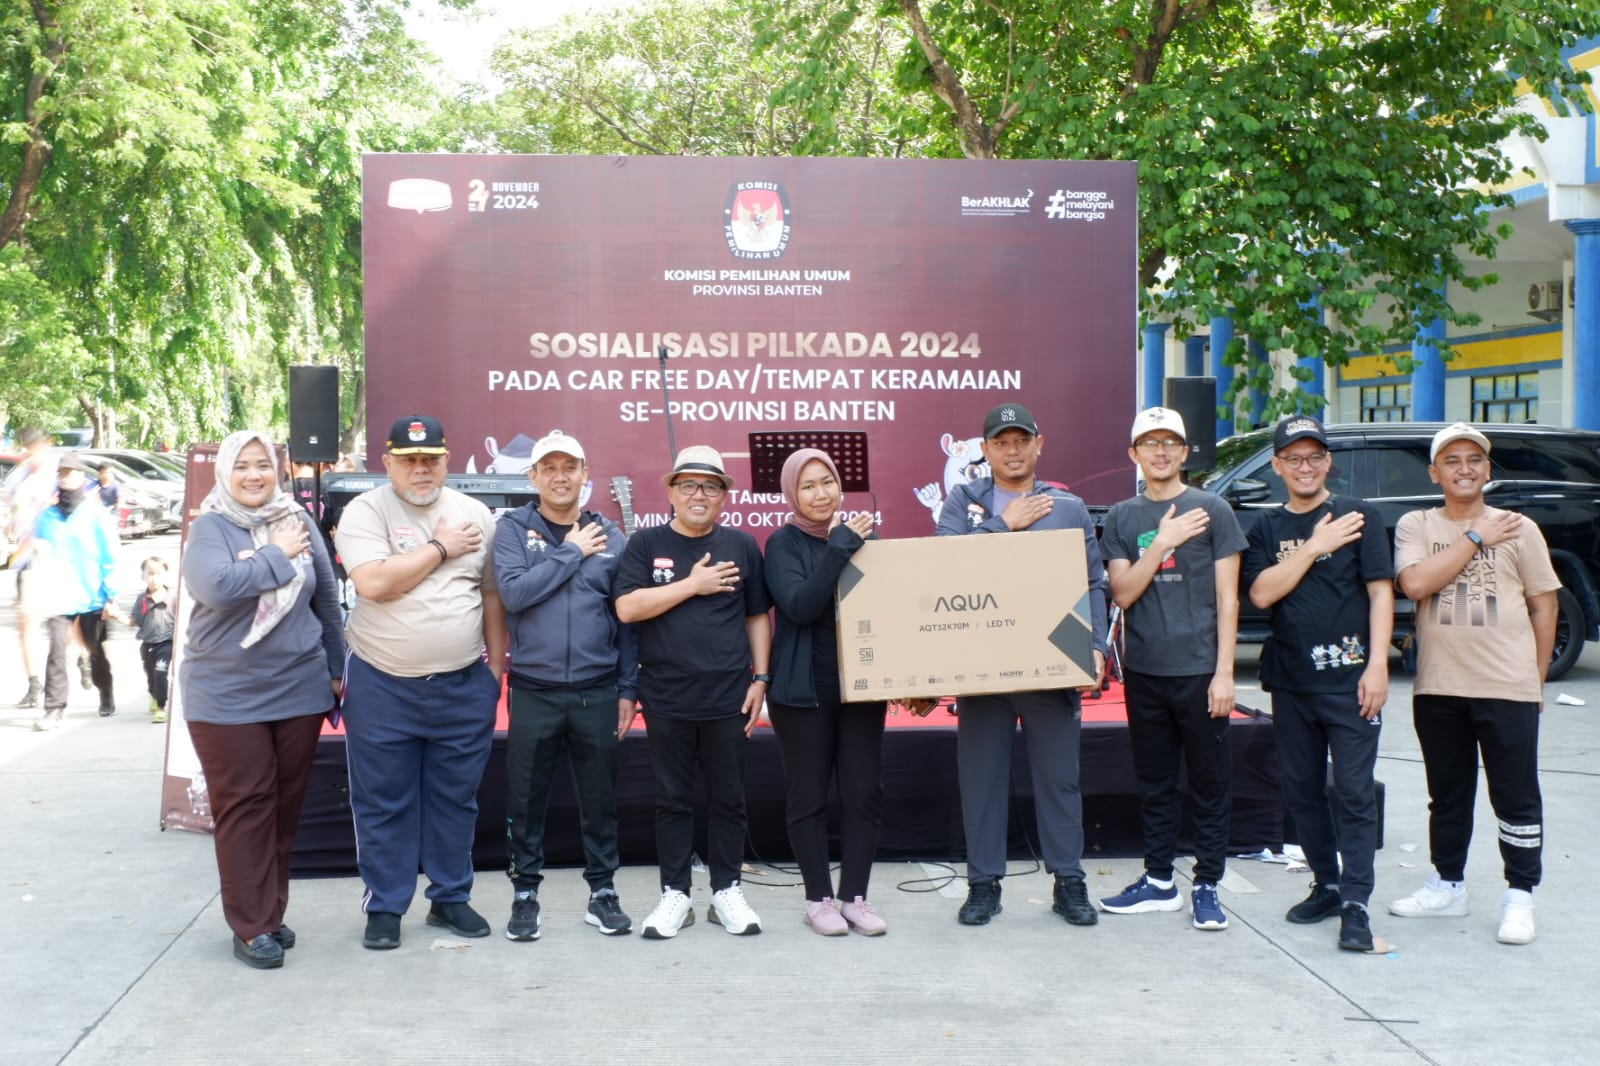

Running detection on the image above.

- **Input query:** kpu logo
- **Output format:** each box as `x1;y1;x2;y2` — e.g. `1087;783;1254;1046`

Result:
724;182;791;260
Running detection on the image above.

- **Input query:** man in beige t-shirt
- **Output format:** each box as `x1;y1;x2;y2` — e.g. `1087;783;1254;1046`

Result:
1388;423;1559;947
335;414;507;951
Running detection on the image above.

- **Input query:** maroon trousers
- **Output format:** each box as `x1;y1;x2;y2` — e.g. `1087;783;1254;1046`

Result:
188;714;325;941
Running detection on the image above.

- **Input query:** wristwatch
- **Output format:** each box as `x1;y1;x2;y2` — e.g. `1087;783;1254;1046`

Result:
1464;530;1484;549
751;673;773;684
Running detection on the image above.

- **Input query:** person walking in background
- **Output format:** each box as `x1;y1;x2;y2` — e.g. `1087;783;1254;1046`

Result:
1243;415;1392;953
494;430;638;941
764;447;888;937
614;445;772;940
1388;423;1559;946
335;414;506;951
131;555;176;724
180;430;345;969
6;427;56;709
31;453;121;728
936;402;1109;930
1099;407;1247;931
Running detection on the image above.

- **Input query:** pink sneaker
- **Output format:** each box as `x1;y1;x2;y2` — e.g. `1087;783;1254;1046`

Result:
804;898;848;936
840;896;887;936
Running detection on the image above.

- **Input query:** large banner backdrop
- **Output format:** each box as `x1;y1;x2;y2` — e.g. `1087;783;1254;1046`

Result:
364;155;1137;533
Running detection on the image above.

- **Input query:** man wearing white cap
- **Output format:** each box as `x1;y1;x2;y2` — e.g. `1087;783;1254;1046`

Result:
494;430;638;941
1388;423;1559;946
614;445;772;939
1099;407;1247;931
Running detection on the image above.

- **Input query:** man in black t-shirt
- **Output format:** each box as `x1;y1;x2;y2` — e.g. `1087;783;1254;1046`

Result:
1243;415;1392;953
614;445;772;941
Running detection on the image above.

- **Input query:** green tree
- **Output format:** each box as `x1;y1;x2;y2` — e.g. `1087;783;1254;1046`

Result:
475;0;930;157
0;0;464;448
755;0;1598;415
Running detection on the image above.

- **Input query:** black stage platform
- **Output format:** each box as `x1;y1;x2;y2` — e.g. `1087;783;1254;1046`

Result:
290;712;1284;877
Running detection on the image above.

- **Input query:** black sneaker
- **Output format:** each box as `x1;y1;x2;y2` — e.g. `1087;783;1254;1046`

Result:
97;698;116;718
363;912;401;950
1052;875;1099;926
506;891;542;942
233;933;284;969
958;879;1002;925
17;677;40;709
586;889;633;935
1338;902;1374;952
1286;882;1343;924
427;900;490;938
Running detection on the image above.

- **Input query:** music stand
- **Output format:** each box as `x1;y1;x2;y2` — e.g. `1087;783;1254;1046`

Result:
748;431;871;494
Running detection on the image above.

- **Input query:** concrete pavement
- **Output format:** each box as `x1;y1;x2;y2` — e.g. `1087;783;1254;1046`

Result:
2;537;1597;1065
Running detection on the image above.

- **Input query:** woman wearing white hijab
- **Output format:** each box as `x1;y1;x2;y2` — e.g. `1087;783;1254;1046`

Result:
180;431;345;969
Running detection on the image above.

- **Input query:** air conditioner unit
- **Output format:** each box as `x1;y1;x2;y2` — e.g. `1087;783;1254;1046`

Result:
1528;280;1563;312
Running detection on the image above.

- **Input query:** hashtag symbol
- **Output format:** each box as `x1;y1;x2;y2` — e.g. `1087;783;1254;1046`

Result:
1045;190;1067;219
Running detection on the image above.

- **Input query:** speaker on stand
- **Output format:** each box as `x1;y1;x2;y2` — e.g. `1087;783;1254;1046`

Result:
1163;376;1219;474
289;365;341;464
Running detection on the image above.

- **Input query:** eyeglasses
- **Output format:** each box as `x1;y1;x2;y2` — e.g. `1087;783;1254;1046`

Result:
1135;439;1186;453
672;480;725;498
1276;452;1330;469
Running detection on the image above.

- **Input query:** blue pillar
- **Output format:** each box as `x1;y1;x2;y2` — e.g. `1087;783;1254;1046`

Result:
1567;220;1600;430
1297;295;1326;403
1248;339;1269;429
1142;322;1171;410
1184;335;1206;377
1411;316;1447;422
1210;314;1235;441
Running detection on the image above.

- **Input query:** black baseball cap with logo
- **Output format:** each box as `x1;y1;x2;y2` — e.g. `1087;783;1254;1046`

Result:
983;402;1040;439
1273;414;1328;452
386;414;449;456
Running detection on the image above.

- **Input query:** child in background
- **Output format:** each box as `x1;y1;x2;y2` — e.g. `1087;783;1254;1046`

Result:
130;556;175;723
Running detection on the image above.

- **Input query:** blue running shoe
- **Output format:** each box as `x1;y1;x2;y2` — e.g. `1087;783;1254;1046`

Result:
1191;883;1229;930
1099;874;1183;914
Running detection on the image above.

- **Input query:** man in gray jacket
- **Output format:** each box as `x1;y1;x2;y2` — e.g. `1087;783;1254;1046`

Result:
494;430;639;940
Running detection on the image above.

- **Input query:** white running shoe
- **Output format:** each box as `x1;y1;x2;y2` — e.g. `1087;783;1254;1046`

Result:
641;889;695;939
1497;889;1535;945
708;882;762;935
1388;873;1468;918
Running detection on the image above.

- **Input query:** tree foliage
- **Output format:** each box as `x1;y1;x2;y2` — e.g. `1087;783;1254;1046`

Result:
754;0;1599;416
0;0;464;447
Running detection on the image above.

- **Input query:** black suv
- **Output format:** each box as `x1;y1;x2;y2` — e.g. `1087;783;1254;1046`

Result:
1200;422;1600;681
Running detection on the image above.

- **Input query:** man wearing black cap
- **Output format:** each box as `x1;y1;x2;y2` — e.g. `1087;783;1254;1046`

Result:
1243;415;1392;952
335;415;507;950
613;445;772;940
935;403;1109;929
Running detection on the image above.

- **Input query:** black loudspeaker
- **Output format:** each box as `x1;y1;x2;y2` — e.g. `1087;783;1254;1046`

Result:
1163;376;1218;472
748;430;872;494
289;365;341;463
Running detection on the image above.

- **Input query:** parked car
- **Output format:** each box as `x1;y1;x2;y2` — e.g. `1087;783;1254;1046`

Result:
79;453;181;532
1198;422;1600;681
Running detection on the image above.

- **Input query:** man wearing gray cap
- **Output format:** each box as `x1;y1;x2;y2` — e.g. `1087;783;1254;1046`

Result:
614;445;772;940
936;402;1110;930
494;430;638;940
1388;423;1558;946
335;414;507;950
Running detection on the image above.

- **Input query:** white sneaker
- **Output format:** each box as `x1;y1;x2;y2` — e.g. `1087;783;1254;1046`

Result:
708;882;762;935
1388;874;1468;917
32;709;63;732
1497;889;1535;945
640;889;695;939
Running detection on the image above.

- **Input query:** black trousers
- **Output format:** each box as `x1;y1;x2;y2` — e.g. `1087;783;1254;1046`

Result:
141;640;172;708
1122;671;1232;884
768;695;887;901
43;613;111;711
504;684;622;893
1412;694;1542;891
645;713;748;895
1272;688;1381;906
